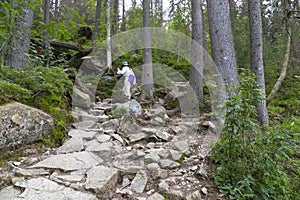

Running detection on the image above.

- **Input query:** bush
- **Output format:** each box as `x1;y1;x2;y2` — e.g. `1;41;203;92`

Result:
212;69;298;199
0;80;31;104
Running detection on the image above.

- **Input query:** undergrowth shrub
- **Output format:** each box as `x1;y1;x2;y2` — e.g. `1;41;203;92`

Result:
0;65;73;146
212;69;299;199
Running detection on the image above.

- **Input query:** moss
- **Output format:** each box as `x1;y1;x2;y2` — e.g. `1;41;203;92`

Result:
0;65;73;147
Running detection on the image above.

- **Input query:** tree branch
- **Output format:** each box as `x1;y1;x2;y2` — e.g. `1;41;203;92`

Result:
266;21;292;106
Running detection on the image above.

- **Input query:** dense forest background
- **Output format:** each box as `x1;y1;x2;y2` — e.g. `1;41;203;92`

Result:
0;0;299;199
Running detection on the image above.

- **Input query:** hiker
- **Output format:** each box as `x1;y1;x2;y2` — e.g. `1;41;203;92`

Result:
117;61;136;100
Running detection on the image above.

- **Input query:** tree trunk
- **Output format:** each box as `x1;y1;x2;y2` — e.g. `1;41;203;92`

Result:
121;0;126;31
93;0;102;42
201;2;208;52
43;0;51;65
206;0;239;94
190;0;204;104
54;0;59;22
5;0;34;68
248;0;269;125
142;0;154;101
106;0;112;69
112;0;119;35
267;21;292;106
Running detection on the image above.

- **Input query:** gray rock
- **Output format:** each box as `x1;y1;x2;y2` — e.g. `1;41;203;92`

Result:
158;180;169;192
147;192;165;200
56;174;84;182
68;129;98;140
146;148;169;158
0;186;21;200
0;102;54;150
201;187;208;195
146;142;155;149
101;119;119;131
169;149;183;161
141;127;158;134
74;120;98;130
198;166;208;178
114;99;142;118
147;163;168;179
30;152;103;171
127;99;143;117
144;104;167;121
155;131;171;141
116;188;133;196
169;126;183;135
151;117;165;125
16;168;49;177
96;134;111;142
144;153;160;164
172;140;190;154
131;170;148;193
97;114;109;123
187;190;202;200
14;177;96;200
72;87;91;109
112;152;145;173
159;159;181;169
129;132;150;143
110;133;124;144
80;114;98;122
85;140;113;156
84;166;119;193
118;116;139;136
57;137;84;154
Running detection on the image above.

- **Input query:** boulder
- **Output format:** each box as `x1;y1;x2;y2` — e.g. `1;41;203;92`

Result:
72;87;91;109
0;102;54;150
113;99;142;118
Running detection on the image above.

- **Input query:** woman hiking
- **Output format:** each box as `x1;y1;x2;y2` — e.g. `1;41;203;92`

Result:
117;61;136;100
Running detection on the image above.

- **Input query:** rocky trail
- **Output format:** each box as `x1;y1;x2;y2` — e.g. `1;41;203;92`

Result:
0;92;225;200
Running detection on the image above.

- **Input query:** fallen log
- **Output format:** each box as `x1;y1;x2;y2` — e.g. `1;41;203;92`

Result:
49;40;93;53
31;38;93;53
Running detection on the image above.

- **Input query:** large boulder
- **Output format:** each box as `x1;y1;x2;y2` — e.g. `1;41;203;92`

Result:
0;102;54;149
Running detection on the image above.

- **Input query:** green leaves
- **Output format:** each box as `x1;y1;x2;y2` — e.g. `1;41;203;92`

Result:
212;69;297;199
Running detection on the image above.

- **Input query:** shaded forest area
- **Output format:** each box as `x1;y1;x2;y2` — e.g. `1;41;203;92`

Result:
0;0;299;199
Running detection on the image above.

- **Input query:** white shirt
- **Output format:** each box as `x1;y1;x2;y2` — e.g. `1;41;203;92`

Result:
117;66;131;76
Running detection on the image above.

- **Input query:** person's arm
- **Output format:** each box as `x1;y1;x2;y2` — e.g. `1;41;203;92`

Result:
117;67;128;75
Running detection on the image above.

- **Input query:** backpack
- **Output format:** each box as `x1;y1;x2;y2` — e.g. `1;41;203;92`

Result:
128;69;135;84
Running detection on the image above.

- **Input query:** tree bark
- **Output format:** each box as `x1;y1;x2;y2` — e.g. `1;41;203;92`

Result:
267;21;291;106
54;0;59;22
121;0;126;31
206;0;239;95
43;0;51;66
142;0;154;100
5;0;34;68
106;0;112;69
248;0;269;125
112;0;119;35
190;0;204;104
201;2;208;52
93;0;102;43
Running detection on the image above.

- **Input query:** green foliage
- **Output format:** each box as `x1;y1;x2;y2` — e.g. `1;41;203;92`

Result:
213;70;298;199
0;80;31;104
0;65;73;146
